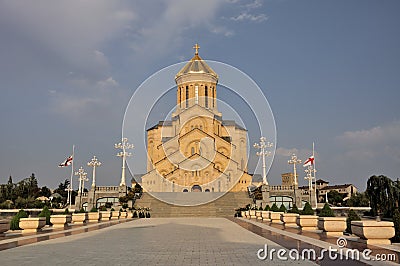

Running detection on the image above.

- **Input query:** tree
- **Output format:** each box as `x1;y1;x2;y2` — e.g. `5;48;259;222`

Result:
366;175;399;217
328;190;344;206
346;210;361;234
39;186;52;198
279;204;287;213
319;203;335;217
288;204;300;214
301;202;314;215
270;203;279;212
346;192;369;207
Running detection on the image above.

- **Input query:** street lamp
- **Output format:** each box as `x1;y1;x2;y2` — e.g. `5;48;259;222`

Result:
254;137;273;185
304;165;316;207
288;153;301;186
75;167;88;195
87;156;101;188
115;138;134;187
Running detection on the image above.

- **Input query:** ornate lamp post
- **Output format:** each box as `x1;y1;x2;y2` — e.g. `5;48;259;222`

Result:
254;137;273;185
304;165;316;207
115;138;134;187
87;156;101;188
75;167;88;194
288;153;301;186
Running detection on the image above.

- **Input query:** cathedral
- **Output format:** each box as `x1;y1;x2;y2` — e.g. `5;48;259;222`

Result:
141;45;252;193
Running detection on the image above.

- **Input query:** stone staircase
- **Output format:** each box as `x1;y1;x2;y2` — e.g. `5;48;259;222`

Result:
134;192;253;217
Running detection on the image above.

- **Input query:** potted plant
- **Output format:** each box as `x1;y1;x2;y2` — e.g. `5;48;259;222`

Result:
281;204;299;228
317;203;346;236
72;208;88;224
296;202;318;231
261;205;271;222
38;206;52;226
110;208;120;220
269;203;283;224
50;210;72;229
100;206;111;221
88;207;101;222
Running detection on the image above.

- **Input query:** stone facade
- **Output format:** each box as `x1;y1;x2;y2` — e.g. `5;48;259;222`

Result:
141;49;252;193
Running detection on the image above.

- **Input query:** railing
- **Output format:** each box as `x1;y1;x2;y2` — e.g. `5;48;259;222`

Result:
269;185;294;191
95;186;120;192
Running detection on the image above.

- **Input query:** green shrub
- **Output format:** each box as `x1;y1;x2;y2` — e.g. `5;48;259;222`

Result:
99;206;107;211
110;208;115;211
264;205;270;211
346;210;361;233
145;212;151;218
288;204;300;214
270;203;279;212
319;203;335;217
392;209;400;242
90;207;98;212
10;210;28;230
74;208;86;213
63;208;70;214
258;206;263;211
279;204;287;213
301;202;314;215
133;211;138;218
38;206;52;225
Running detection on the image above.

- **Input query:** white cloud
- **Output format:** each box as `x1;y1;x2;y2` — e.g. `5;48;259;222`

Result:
230;12;268;23
245;0;263;9
336;121;400;162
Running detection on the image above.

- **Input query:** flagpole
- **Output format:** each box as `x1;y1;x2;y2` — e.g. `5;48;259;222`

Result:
313;142;317;209
69;144;75;210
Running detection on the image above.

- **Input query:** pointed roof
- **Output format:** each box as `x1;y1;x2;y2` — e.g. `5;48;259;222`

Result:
175;44;218;80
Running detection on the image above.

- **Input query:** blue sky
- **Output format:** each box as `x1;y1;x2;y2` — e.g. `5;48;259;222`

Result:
0;0;399;191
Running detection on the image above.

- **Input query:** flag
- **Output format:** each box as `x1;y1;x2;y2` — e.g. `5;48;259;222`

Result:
59;155;73;167
303;155;314;167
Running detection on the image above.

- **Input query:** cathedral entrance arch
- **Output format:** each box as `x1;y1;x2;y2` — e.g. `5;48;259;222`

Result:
191;185;202;192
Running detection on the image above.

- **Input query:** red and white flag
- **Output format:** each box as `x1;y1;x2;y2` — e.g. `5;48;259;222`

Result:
59;155;73;167
303;155;314;167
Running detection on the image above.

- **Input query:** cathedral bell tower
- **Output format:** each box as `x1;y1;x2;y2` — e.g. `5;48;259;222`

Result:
173;44;220;118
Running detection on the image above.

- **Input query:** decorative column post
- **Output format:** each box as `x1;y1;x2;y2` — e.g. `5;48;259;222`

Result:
288;153;302;206
115;138;134;187
253;137;273;185
87;156;101;188
74;167;88;209
304;165;316;208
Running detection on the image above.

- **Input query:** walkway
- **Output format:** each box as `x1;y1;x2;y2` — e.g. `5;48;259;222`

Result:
0;218;314;265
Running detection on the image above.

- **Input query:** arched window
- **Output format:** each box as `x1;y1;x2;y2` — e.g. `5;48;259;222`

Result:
186;86;189;108
205;86;208;108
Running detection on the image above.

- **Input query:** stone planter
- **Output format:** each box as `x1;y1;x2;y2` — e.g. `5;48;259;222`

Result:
241;211;246;218
127;212;134;218
244;211;250;218
261;211;271;223
281;213;299;228
296;215;318;231
72;213;88;224
111;211;120;220
88;212;101;222
249;210;256;219
100;211;111;221
318;217;347;236
0;220;10;235
256;211;263;220
269;212;284;224
351;221;395;245
120;212;128;219
50;215;71;229
19;217;46;233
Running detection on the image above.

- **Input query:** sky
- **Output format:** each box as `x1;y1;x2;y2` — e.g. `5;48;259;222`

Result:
0;0;399;191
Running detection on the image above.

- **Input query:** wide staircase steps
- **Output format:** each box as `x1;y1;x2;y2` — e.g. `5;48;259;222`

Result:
134;192;252;217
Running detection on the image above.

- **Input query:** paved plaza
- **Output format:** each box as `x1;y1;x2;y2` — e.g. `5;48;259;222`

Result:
0;218;314;265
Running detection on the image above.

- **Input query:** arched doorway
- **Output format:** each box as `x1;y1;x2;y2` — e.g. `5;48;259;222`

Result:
191;185;202;192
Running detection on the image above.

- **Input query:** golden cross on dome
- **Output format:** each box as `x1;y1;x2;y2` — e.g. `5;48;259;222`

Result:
193;43;200;55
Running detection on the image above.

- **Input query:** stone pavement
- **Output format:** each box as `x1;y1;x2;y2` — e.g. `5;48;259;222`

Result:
0;218;314;265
